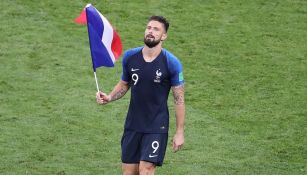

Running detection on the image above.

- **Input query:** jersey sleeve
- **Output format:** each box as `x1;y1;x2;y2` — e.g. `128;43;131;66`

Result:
164;49;185;86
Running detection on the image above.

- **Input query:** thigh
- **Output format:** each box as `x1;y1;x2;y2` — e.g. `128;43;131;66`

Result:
121;130;142;164
140;133;168;166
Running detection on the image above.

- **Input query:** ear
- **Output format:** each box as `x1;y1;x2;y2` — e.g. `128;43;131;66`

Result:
161;33;167;41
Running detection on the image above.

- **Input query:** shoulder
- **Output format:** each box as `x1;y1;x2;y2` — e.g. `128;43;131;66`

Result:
122;47;143;62
162;48;178;60
162;49;184;85
162;48;182;70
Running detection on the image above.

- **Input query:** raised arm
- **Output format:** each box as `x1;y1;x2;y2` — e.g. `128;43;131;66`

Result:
171;84;185;152
96;80;129;105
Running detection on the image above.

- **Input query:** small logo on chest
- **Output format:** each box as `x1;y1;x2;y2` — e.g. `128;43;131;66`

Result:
154;69;162;83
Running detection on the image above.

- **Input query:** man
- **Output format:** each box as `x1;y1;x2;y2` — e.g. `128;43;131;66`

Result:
96;16;185;175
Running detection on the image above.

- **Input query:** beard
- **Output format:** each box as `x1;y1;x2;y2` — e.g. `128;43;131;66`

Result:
144;35;161;48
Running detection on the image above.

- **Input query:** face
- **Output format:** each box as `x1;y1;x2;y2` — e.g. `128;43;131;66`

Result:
144;20;167;48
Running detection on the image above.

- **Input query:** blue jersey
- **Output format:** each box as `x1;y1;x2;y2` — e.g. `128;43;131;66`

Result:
121;47;184;133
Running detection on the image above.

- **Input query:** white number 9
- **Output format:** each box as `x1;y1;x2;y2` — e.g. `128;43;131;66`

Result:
152;141;159;153
132;73;139;85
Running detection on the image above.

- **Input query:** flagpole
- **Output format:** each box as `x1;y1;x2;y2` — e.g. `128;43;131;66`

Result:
93;71;100;92
74;4;122;94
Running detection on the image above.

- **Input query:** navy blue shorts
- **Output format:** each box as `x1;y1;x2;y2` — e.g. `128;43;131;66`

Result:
121;130;168;166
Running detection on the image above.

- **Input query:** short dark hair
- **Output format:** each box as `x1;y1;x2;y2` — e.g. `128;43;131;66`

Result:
148;16;169;32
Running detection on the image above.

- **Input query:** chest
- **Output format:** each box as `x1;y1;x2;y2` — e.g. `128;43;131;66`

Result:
127;56;170;86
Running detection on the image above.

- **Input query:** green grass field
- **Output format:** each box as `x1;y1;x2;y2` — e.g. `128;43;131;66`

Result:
0;0;306;174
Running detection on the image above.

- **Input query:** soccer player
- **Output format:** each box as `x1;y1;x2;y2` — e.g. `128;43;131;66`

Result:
96;15;185;175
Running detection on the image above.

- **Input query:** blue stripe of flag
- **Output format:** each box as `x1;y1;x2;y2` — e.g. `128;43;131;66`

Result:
86;6;114;71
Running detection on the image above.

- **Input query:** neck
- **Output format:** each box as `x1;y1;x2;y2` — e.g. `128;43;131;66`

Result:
142;44;162;62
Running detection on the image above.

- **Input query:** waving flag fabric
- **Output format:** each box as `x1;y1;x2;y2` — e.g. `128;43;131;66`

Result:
75;4;122;71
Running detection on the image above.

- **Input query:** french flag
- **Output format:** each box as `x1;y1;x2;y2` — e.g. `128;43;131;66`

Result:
75;4;122;71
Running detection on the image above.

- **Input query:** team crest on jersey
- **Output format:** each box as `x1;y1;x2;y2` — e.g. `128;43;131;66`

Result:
154;69;162;83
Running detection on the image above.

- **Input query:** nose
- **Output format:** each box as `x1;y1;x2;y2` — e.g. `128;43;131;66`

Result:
148;29;153;34
147;27;154;32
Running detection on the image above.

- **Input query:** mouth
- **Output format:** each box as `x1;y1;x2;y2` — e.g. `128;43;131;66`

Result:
146;34;155;39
